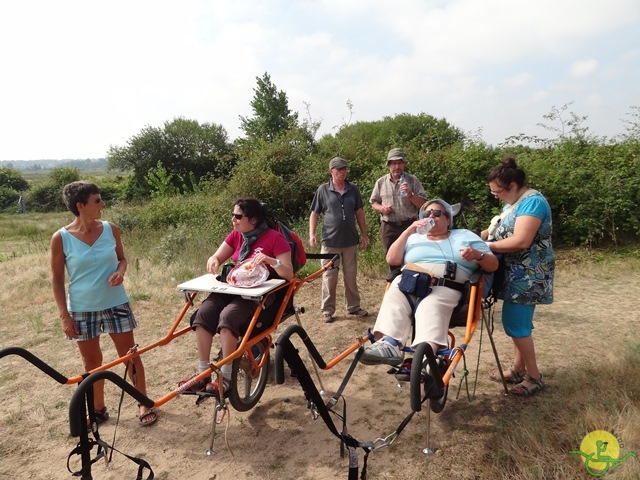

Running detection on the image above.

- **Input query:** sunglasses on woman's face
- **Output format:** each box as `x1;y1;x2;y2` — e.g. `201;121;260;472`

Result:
423;209;446;218
231;213;246;220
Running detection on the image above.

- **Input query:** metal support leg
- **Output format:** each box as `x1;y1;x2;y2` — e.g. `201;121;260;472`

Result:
422;404;433;455
206;401;227;456
482;309;510;395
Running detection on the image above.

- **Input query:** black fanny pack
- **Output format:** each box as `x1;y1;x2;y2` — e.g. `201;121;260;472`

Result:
398;268;466;299
398;269;433;299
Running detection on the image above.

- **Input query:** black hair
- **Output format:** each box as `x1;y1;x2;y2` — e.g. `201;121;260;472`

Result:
487;156;527;189
62;181;101;217
234;197;267;225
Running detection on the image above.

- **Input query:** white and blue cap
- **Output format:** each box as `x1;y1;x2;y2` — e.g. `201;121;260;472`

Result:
420;198;453;221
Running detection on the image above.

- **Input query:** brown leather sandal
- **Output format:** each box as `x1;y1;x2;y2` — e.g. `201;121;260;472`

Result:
509;374;544;396
86;406;109;426
138;405;158;427
488;367;525;384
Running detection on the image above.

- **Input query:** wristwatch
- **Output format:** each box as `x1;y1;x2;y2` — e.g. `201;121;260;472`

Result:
479;252;485;260
273;259;282;268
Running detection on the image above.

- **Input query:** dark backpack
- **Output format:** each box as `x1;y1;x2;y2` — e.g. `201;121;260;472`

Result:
482;252;505;300
266;216;307;273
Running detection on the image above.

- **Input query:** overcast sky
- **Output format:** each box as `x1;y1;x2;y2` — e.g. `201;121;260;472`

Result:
1;0;638;160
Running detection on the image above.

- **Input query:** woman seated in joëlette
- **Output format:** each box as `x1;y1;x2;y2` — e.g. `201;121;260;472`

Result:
361;198;498;366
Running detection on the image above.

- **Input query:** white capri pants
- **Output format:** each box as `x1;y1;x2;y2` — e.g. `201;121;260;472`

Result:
372;262;471;348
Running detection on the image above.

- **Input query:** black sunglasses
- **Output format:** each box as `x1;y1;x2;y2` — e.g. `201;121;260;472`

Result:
231;213;246;220
422;209;447;218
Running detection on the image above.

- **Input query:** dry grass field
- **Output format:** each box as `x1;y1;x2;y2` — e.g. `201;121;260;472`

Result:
1;219;640;479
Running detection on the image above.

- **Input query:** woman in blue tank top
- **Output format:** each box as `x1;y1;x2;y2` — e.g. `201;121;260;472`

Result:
50;181;158;426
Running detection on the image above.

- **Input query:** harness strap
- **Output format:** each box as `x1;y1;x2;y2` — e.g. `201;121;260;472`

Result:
108;359;133;464
67;437;109;477
278;334;429;479
429;276;465;292
67;439;154;480
401;275;466;314
67;425;154;480
68;356;154;480
327;347;363;409
278;336;372;479
110;445;154;480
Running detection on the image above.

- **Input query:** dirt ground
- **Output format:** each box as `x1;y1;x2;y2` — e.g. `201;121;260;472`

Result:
1;252;639;479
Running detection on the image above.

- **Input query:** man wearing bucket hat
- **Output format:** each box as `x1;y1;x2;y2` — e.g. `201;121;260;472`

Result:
309;157;369;323
370;148;427;270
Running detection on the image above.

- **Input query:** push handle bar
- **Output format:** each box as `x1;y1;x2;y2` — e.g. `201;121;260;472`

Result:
0;346;69;384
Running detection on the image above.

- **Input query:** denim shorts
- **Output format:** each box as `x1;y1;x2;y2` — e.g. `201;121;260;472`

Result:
501;301;536;338
69;303;137;341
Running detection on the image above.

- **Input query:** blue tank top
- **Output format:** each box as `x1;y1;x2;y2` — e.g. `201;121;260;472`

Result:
59;221;129;312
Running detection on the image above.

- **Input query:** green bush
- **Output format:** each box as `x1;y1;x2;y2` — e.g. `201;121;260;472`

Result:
110;194;221;232
521;140;640;246
11;112;640;250
27;182;65;212
0;186;20;212
0;167;30;192
229;127;323;222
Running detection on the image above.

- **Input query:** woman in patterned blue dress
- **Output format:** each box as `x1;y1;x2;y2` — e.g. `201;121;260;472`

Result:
482;157;555;396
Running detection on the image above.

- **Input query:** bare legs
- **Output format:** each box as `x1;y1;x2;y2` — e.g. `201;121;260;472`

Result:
511;334;541;387
77;331;153;419
77;337;105;409
195;326;235;368
195;326;215;364
219;328;237;361
111;331;151;418
502;302;542;391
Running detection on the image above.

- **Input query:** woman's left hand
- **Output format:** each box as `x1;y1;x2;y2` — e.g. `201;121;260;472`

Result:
108;272;125;286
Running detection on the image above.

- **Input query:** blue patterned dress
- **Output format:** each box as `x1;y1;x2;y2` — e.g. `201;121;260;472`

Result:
495;193;555;304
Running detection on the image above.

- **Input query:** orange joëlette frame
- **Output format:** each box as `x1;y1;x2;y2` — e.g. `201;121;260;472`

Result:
63;256;339;410
316;275;484;389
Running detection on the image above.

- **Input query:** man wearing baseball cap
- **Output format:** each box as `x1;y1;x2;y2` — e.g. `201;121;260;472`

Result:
370;148;427;270
309;157;369;322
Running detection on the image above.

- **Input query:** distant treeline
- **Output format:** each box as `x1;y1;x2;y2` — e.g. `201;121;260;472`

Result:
2;72;639;250
0;158;107;171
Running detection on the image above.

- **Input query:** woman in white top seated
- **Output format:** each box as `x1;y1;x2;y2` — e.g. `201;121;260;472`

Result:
361;199;499;366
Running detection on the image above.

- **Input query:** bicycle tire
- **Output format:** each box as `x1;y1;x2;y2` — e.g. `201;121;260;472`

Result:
409;343;449;414
410;342;429;412
228;342;270;412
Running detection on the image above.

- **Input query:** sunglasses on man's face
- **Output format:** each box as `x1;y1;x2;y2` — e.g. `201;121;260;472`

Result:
231;213;246;220
422;209;447;218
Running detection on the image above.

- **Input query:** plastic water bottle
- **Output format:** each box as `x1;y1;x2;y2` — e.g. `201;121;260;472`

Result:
416;217;435;236
399;173;407;197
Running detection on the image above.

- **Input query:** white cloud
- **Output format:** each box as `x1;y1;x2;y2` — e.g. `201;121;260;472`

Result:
504;73;533;88
569;59;599;78
0;0;639;159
